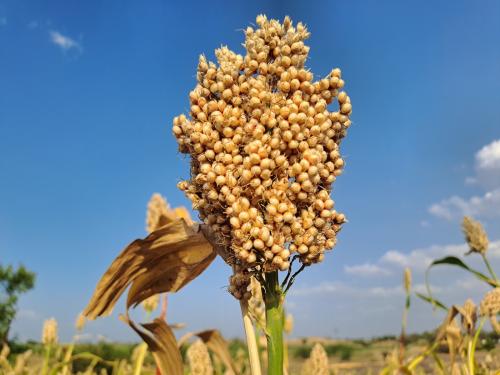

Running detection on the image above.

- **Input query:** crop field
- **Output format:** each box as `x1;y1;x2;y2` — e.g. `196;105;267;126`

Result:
2;2;500;375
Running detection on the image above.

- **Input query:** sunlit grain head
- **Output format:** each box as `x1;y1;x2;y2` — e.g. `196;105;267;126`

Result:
173;15;352;297
42;318;58;345
187;339;214;375
403;267;412;294
146;193;170;233
301;343;329;375
480;288;500;333
462;216;489;255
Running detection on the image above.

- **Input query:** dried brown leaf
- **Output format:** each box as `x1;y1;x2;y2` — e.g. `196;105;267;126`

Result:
83;218;215;319
121;315;183;375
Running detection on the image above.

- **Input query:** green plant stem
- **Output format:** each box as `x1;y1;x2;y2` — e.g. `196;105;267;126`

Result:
399;293;410;366
407;341;439;371
481;254;498;283
264;271;284;375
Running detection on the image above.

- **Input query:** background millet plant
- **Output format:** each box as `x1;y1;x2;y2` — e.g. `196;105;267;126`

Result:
382;216;500;375
173;14;352;375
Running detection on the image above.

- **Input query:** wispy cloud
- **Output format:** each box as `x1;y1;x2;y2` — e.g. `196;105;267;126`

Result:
429;139;500;220
381;243;469;270
49;30;82;52
344;263;391;277
429;189;500;220
345;240;500;278
292;281;446;298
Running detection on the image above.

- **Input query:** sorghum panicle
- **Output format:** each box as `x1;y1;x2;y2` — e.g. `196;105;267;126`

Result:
173;15;351;298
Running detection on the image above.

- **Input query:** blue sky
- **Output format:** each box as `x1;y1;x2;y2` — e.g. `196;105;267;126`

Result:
1;0;500;342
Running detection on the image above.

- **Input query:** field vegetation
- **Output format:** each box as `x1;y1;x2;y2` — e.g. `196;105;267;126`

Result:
1;14;499;375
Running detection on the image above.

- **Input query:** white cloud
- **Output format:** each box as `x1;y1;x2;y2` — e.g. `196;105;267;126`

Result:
430;139;500;220
345;241;500;278
292;280;460;299
429;189;500;220
475;139;500;189
380;245;464;271
344;263;391;276
486;240;500;258
476;140;500;170
49;30;82;52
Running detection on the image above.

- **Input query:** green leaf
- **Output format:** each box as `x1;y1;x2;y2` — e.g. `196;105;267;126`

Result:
429;256;499;288
415;292;448;311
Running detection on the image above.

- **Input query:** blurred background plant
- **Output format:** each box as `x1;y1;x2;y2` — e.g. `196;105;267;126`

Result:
0;264;35;345
378;216;500;375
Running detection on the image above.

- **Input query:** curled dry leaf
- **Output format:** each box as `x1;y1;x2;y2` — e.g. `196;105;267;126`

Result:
83;218;216;319
121;315;183;375
435;306;460;343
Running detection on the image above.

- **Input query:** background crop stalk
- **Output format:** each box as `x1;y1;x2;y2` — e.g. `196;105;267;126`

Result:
240;298;262;375
264;271;284;375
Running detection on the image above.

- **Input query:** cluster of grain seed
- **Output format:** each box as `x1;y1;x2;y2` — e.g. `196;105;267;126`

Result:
480;288;500;333
42;318;58;345
301;343;329;375
173;15;351;280
227;266;252;300
146;193;170;233
187;340;214;375
462;216;489;255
